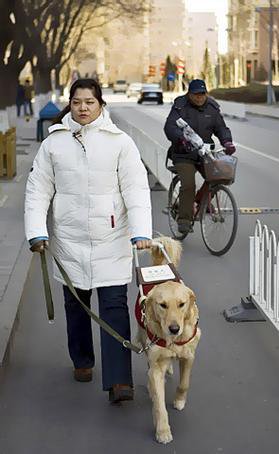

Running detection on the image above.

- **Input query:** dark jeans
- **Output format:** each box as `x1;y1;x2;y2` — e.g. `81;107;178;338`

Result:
16;102;27;117
25;100;33;116
63;284;132;391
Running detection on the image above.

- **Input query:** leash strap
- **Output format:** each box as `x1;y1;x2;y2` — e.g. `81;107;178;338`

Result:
39;249;142;354
40;251;54;322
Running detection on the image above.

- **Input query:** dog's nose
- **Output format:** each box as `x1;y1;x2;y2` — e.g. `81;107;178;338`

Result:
169;324;180;335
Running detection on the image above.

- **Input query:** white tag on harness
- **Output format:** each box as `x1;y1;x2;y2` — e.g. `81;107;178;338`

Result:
140;265;175;282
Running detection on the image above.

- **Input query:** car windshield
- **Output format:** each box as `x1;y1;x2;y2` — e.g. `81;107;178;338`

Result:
116;80;126;84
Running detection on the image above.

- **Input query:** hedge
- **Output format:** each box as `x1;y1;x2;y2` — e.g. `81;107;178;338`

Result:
209;83;279;103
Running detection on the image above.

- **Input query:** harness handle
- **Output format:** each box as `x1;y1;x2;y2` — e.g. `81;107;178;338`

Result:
133;241;173;301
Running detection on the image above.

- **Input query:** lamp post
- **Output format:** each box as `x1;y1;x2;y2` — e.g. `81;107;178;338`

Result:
256;2;276;104
267;0;275;104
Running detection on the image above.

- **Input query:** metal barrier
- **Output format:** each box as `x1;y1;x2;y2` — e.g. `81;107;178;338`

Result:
249;220;279;330
224;220;279;328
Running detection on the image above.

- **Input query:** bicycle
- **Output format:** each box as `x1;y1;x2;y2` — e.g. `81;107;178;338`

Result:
167;148;238;256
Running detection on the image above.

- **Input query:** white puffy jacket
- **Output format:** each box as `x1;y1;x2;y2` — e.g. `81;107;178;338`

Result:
25;109;152;289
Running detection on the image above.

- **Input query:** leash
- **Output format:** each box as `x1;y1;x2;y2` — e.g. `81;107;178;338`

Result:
39;248;144;354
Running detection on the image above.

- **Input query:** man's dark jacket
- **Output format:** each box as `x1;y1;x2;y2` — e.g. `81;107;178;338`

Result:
164;94;232;163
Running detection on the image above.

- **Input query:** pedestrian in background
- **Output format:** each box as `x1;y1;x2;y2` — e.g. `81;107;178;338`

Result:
24;78;152;403
24;79;34;116
16;81;26;117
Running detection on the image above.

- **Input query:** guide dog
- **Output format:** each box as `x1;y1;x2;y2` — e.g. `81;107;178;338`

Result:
136;237;201;444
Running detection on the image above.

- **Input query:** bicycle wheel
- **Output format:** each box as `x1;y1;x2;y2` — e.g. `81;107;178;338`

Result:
168;175;188;240
200;184;238;256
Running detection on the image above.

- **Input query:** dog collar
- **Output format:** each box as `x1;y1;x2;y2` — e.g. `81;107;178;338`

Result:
145;322;198;348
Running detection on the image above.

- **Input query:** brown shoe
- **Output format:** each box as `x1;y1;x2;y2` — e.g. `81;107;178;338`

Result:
109;384;134;403
74;368;92;382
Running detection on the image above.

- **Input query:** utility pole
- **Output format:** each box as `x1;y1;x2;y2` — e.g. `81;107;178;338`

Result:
267;0;275;104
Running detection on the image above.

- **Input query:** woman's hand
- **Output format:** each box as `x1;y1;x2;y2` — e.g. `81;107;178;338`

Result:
135;239;152;249
30;240;49;253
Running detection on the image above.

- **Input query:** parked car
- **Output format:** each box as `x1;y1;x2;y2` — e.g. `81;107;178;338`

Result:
126;82;142;98
113;80;128;93
137;83;164;105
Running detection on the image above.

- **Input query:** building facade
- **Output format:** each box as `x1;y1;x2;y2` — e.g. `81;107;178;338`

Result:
228;0;279;86
71;0;188;85
185;12;218;79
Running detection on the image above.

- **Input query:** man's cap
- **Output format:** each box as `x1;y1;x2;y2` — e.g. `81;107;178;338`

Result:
188;79;207;94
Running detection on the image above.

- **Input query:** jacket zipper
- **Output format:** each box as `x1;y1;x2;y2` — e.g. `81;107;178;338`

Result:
73;132;86;153
73;131;92;286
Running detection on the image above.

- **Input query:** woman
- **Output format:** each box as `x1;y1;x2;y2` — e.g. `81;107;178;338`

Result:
24;79;152;402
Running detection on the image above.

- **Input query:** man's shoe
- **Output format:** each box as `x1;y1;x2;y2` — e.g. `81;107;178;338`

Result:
109;384;134;403
178;221;193;234
74;368;93;382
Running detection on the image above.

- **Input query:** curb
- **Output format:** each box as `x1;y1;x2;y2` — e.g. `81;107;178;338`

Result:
0;241;33;367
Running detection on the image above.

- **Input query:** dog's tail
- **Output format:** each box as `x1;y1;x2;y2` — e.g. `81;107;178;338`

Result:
150;236;182;268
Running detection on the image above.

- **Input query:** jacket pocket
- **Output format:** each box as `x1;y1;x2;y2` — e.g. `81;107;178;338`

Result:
90;195;115;239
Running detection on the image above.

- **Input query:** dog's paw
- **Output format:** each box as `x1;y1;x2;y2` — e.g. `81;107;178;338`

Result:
173;399;186;411
156;428;173;444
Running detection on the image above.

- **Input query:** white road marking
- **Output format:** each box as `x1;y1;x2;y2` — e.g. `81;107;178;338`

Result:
0;195;8;207
235;142;279;164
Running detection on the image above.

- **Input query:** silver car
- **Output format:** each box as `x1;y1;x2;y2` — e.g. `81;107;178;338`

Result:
113;80;128;93
126;82;142;98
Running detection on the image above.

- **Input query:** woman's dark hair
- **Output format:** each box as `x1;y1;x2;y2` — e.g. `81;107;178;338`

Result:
53;78;106;124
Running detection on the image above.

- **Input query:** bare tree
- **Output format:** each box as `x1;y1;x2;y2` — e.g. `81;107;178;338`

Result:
31;0;148;93
0;0;148;107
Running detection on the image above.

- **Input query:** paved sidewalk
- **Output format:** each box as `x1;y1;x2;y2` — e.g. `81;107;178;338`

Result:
0;117;39;366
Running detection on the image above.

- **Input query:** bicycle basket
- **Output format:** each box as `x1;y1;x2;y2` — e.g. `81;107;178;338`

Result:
203;152;237;185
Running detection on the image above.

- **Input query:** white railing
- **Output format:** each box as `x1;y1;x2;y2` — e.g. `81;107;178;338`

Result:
249;220;279;331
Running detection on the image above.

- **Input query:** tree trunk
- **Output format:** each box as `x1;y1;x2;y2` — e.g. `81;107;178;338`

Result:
0;65;21;109
55;68;64;95
33;66;52;94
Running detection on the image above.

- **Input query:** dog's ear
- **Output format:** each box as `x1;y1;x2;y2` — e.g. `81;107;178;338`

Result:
145;294;156;321
184;289;198;321
189;289;196;305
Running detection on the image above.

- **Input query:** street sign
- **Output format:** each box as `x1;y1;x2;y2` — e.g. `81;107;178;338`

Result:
167;72;175;81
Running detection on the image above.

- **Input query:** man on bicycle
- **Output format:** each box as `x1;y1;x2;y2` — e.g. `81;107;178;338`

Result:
164;79;235;234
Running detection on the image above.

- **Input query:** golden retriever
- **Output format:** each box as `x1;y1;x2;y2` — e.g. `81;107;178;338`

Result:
136;237;201;444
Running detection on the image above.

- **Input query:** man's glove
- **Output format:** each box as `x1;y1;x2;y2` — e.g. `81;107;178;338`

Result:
223;142;236;155
30;240;49;253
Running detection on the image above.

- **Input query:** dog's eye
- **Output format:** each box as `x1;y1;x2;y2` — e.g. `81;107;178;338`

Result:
159;303;167;309
179;302;185;308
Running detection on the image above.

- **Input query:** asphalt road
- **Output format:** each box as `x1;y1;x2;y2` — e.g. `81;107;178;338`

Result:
0;99;279;454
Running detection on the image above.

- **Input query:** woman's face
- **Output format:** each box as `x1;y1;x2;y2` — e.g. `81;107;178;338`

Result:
70;88;102;125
